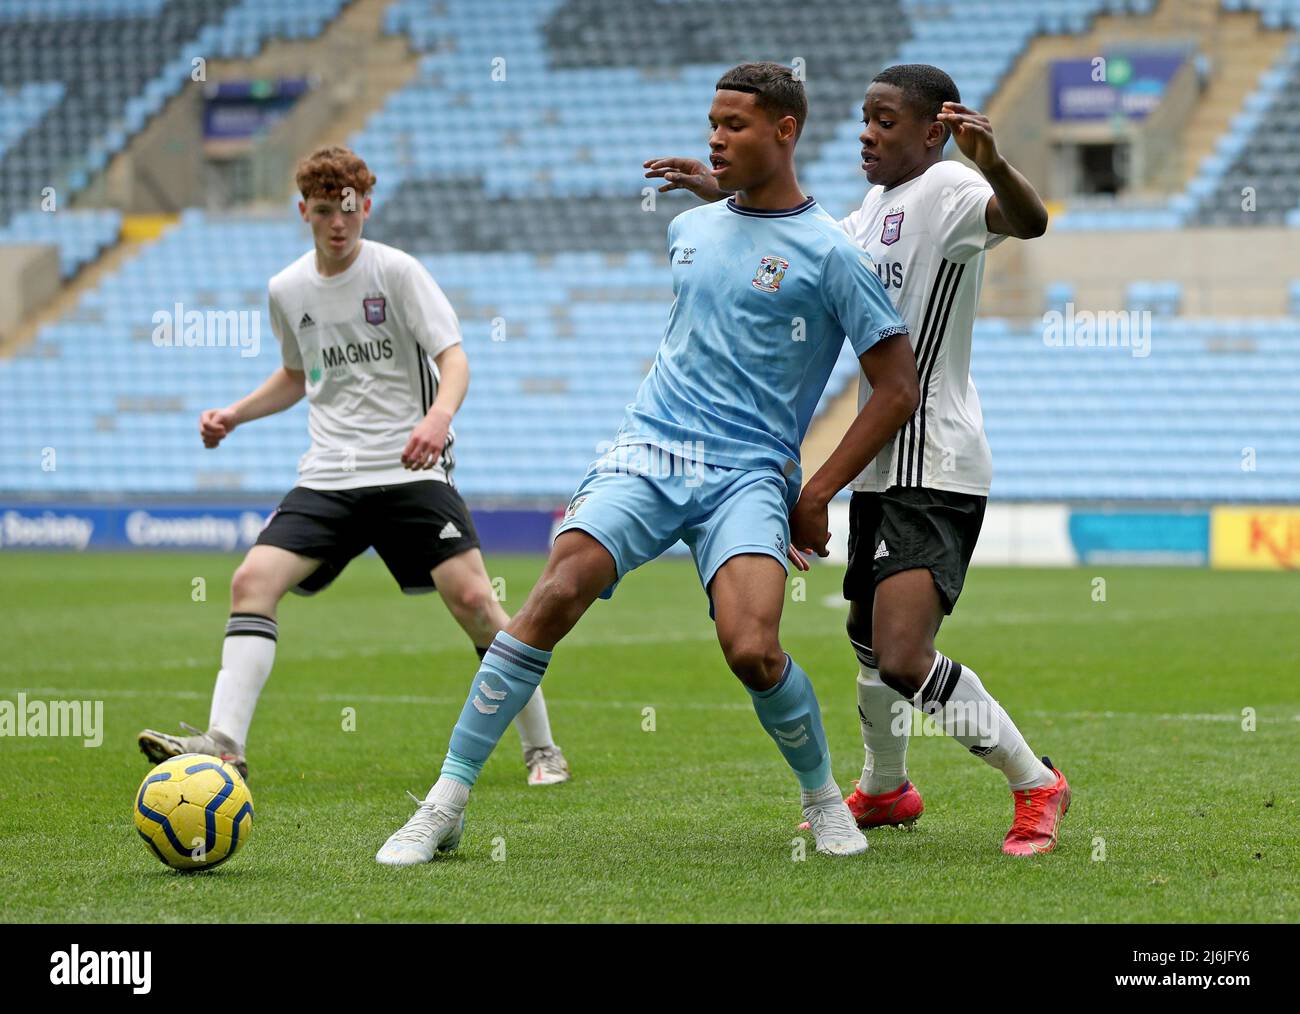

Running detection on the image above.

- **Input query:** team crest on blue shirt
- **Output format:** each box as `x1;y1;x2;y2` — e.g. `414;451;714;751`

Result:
880;211;904;246
751;255;789;292
363;296;386;325
564;495;588;520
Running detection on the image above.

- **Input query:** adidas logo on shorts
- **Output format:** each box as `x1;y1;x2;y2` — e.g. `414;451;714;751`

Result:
874;540;889;560
439;522;461;540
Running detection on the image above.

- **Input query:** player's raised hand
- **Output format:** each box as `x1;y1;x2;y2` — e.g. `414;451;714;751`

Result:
402;407;450;470
789;491;831;562
937;102;1002;172
199;407;238;448
643;157;729;202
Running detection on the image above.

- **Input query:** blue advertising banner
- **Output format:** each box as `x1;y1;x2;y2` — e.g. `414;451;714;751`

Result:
203;79;311;141
1068;510;1210;565
1051;53;1185;121
0;504;559;554
1;503;1214;566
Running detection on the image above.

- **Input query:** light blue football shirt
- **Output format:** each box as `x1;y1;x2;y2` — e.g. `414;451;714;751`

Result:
614;196;908;487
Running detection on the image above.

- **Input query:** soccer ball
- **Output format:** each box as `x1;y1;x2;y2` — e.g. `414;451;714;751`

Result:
133;753;254;871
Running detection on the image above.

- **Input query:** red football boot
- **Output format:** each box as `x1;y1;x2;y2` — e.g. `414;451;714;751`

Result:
1002;758;1070;856
799;779;923;831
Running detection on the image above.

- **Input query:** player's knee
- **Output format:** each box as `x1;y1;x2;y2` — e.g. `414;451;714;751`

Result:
230;561;277;609
530;566;590;623
874;644;931;697
721;632;784;688
447;581;495;625
846;609;874;659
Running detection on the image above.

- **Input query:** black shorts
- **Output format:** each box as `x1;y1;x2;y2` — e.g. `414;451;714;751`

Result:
843;486;987;614
255;481;481;595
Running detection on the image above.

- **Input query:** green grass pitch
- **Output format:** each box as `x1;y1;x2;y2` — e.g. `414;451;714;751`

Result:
1;551;1296;922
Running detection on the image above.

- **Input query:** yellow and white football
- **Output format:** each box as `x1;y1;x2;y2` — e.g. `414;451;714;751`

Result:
133;753;253;871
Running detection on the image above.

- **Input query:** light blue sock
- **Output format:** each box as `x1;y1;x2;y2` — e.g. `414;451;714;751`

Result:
439;632;551;788
748;655;833;790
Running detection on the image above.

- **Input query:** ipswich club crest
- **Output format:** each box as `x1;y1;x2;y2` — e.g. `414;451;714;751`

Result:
752;255;789;292
880;210;904;246
363;296;386;325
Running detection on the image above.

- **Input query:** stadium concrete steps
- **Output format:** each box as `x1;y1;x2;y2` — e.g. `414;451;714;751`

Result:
203;0;419;161
283;0;416;156
975;0;1288;316
87;0;416;208
1177;11;1292;191
0;239;146;359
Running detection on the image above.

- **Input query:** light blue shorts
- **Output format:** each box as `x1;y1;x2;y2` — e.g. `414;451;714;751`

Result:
555;444;795;602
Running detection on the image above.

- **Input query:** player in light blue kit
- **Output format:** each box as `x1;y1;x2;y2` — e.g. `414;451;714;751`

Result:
376;63;921;863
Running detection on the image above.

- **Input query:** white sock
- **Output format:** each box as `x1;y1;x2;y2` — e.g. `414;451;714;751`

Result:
208;613;277;752
800;774;843;809
427;776;469;810
856;665;912;794
918;653;1055;790
513;685;555;752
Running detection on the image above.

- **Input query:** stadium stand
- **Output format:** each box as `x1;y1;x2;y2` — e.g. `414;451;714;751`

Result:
0;0;350;293
975;316;1300;500
1186;35;1300;225
0;207;120;278
0;82;64;161
0;0;241;218
0;0;1297;506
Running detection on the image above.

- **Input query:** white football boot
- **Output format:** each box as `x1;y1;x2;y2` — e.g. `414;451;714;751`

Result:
138;722;248;781
375;791;465;866
802;796;869;857
524;744;571;786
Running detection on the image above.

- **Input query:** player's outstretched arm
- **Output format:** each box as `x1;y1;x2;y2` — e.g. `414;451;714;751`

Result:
937;101;1048;239
642;157;731;203
199;367;306;448
402;344;467;470
788;333;919;565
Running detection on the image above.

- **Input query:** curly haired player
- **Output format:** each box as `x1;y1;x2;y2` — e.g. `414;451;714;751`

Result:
138;146;571;787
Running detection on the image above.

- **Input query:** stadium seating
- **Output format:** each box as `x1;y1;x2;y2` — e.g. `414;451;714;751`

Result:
1186;34;1300;226
1223;0;1300;30
1;0;1297;506
0;82;64;161
0;208;121;277
974;316;1300;500
2;203;1295;503
0;0;240;223
0;0;346;228
1126;281;1183;315
0;0;168;20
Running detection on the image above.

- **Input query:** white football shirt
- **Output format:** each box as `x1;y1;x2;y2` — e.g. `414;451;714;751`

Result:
268;239;463;490
838;159;1003;496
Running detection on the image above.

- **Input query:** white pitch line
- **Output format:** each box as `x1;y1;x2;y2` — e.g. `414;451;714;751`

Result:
3;685;1296;723
0;628;727;677
6;596;1295;681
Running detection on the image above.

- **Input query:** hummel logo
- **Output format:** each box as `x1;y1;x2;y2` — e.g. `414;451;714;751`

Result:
774;723;810;749
477;681;507;702
299;313;315;329
676;247;696;265
874;540;889;560
439;522;461;540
